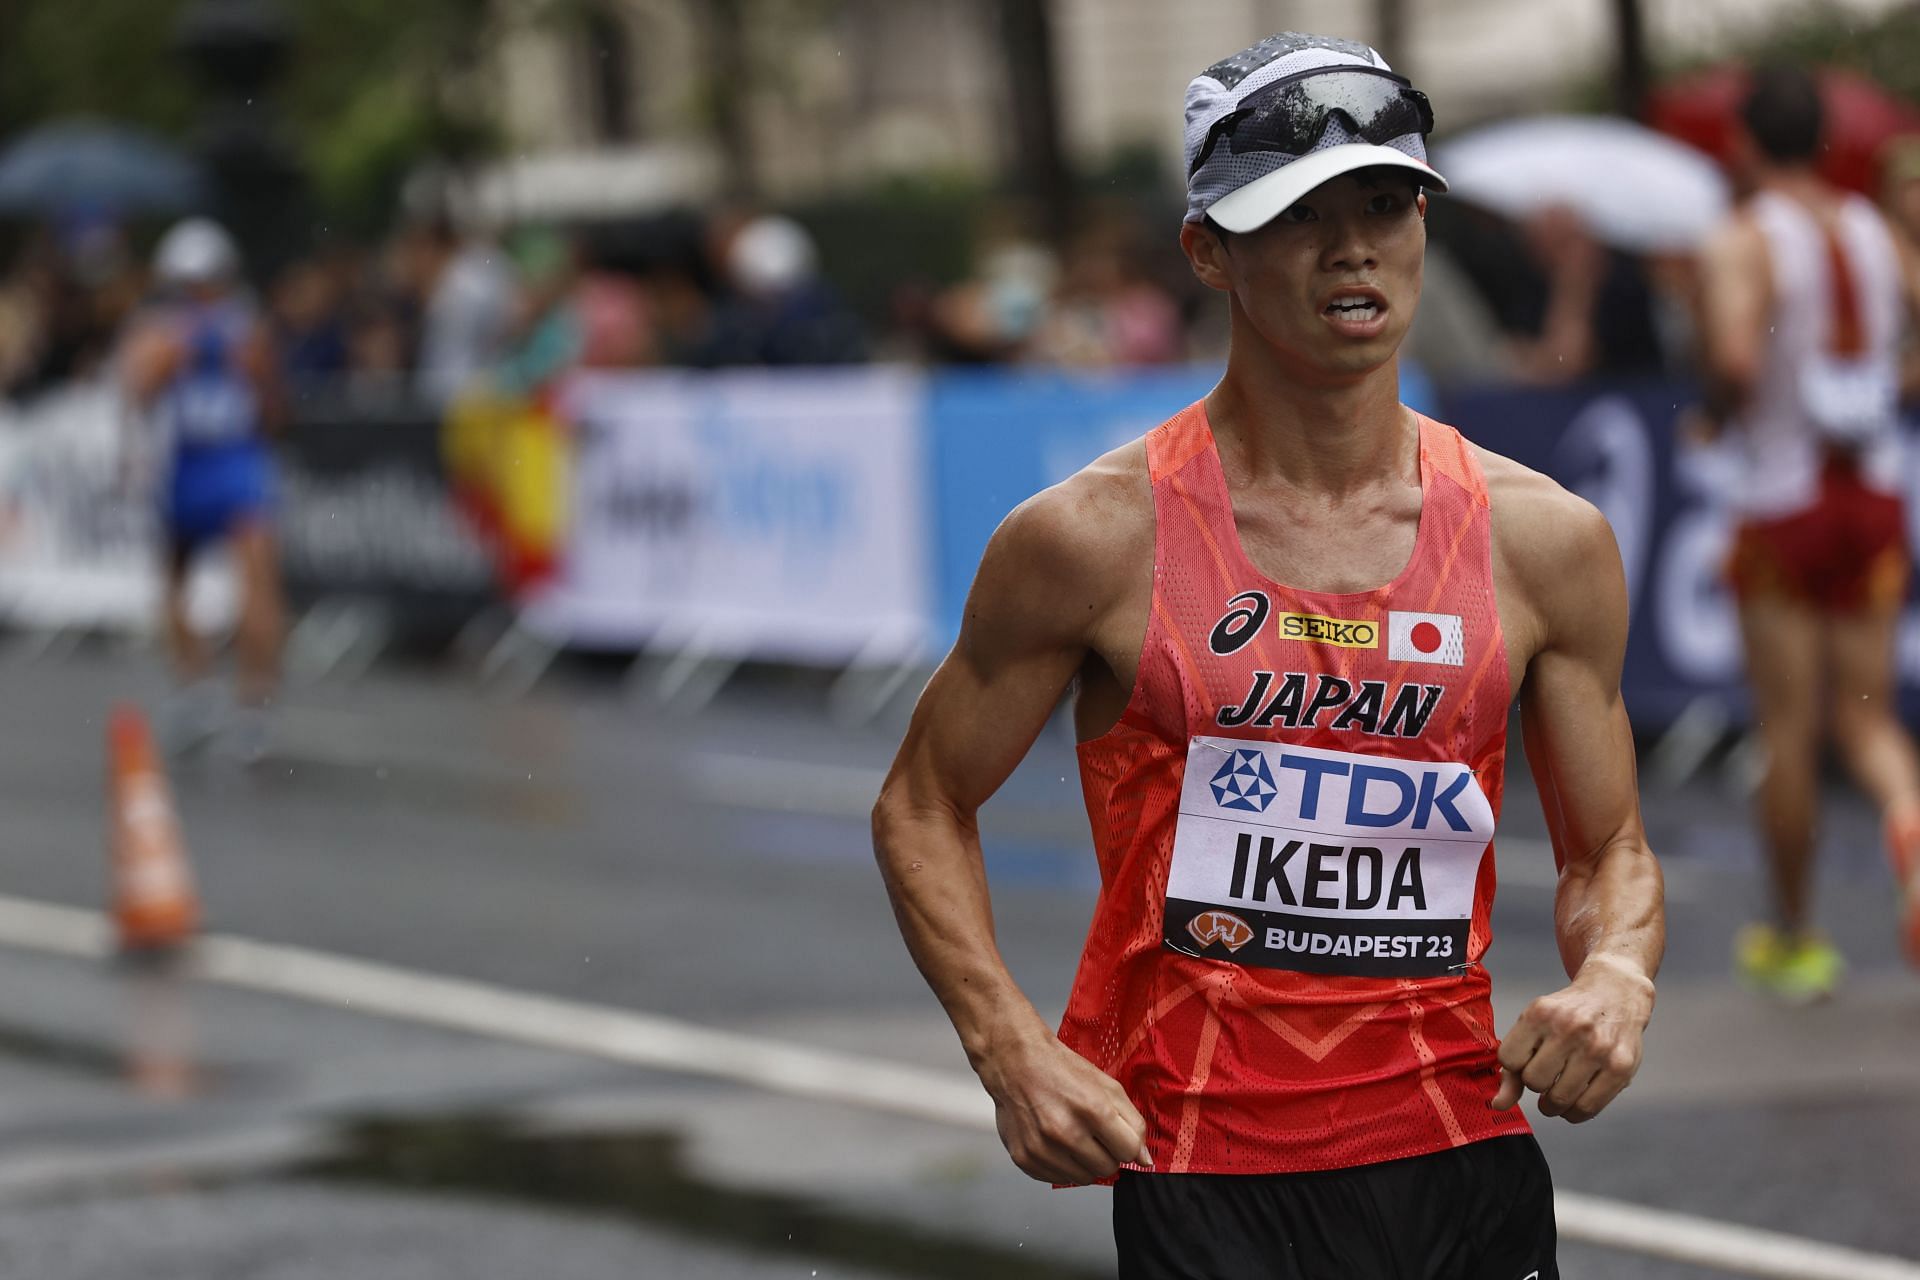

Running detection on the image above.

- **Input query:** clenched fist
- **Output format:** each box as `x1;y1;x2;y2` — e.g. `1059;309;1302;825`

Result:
977;1029;1152;1183
1491;955;1654;1123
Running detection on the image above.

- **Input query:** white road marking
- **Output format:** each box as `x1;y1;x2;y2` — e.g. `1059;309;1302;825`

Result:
0;893;1905;1279
687;753;894;819
1554;1190;1920;1280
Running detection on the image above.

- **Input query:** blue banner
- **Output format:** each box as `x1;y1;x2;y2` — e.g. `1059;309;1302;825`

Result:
927;368;1218;638
924;369;1920;726
925;362;1440;641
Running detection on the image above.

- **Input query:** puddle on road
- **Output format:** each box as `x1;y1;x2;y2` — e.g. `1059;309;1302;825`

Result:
303;1114;1104;1280
0;967;242;1102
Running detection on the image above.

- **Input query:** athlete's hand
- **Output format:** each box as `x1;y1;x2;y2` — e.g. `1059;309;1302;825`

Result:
1491;956;1654;1123
976;1028;1151;1183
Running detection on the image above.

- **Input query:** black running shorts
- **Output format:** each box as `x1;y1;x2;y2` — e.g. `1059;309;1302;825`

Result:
1113;1134;1557;1280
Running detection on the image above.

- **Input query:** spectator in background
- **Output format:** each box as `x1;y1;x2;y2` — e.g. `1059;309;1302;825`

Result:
327;235;426;394
343;293;412;390
1877;136;1920;400
923;238;1059;364
573;227;654;369
1031;226;1182;367
0;249;53;400
412;217;517;404
491;227;580;394
1504;205;1608;383
2;234;118;399
268;257;350;388
1879;135;1920;247
1433;200;1666;386
651;258;721;367
705;215;866;366
1402;239;1507;386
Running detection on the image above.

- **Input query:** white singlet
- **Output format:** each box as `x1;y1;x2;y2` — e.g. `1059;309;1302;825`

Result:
1726;189;1905;518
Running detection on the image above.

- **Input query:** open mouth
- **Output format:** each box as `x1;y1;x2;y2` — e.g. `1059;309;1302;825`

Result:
1324;294;1383;321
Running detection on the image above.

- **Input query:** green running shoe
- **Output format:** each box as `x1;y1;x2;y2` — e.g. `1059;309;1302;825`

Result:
1734;923;1843;1003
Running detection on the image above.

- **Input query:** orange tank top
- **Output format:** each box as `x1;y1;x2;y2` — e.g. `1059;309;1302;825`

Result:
1063;401;1529;1175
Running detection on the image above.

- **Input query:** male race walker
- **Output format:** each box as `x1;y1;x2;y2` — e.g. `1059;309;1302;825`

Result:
123;219;285;761
1699;66;1920;999
874;34;1665;1277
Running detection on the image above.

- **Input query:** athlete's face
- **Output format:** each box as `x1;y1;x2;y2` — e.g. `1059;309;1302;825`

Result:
1182;170;1426;381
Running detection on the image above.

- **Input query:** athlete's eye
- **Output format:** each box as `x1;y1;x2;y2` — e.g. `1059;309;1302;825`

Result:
1278;204;1318;225
1367;192;1406;215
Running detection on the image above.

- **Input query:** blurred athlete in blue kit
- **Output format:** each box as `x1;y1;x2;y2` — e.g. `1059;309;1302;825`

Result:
121;219;284;760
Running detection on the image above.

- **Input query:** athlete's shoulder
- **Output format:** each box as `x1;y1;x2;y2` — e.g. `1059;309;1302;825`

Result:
1470;441;1613;560
967;437;1151;641
1470;442;1624;656
1006;433;1148;542
1702;205;1770;269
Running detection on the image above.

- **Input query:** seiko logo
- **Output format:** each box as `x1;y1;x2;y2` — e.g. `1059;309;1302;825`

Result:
1277;612;1378;648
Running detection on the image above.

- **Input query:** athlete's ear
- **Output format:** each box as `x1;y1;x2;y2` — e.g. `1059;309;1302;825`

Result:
1180;220;1234;292
1416;190;1428;220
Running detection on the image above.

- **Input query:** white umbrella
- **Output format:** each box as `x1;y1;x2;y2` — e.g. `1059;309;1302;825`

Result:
1432;115;1728;252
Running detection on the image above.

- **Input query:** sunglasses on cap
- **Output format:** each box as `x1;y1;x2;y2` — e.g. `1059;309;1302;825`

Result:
1189;66;1436;179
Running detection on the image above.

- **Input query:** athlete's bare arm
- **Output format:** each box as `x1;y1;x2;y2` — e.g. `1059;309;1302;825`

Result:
238;322;287;436
1697;213;1772;425
1483;455;1665;1123
121;323;186;410
872;453;1153;1183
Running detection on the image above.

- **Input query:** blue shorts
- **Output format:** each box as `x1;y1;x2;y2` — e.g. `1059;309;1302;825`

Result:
166;444;275;557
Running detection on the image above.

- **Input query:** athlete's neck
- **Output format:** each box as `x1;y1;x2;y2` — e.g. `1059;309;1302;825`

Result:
1204;349;1412;498
1758;165;1838;211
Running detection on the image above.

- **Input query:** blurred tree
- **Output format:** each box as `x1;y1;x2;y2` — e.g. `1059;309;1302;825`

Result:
0;0;498;232
0;0;199;140
1737;3;1920;106
278;0;499;229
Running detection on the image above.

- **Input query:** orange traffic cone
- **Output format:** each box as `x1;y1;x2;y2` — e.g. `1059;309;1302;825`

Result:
108;703;199;952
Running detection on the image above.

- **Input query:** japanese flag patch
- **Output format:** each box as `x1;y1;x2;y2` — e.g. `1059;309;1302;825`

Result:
1388;611;1464;666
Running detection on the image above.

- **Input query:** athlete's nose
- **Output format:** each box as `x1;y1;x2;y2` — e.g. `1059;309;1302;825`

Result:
1323;212;1378;272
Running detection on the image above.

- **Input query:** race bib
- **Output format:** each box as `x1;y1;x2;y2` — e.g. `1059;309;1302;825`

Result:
1162;737;1495;978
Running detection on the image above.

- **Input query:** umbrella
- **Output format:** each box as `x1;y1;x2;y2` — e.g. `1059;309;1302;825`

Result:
1433;115;1729;252
1647;66;1920;197
0;120;205;217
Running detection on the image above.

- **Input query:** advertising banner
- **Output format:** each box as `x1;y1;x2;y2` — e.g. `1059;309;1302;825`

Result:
1444;380;1920;723
926;368;1221;638
279;392;498;648
0;383;165;631
526;369;930;664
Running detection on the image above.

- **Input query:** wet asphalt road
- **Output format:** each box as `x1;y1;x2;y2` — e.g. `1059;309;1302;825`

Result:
0;646;1914;1278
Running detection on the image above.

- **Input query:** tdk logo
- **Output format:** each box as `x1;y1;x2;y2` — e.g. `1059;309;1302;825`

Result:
1280;754;1474;833
1198;740;1489;839
1210;748;1277;813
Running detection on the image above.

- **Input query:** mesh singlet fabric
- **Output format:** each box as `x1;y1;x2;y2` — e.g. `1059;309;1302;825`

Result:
1062;402;1528;1176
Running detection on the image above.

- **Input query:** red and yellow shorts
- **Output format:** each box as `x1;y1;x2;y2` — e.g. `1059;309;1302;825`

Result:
1728;453;1910;613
